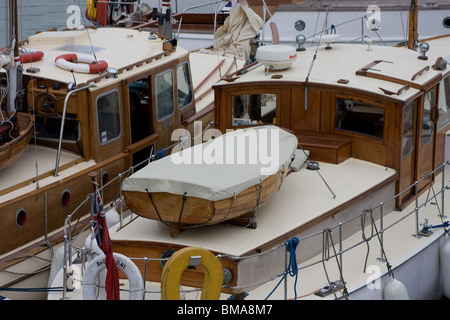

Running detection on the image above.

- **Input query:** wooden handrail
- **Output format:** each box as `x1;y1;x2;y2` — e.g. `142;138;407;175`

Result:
124;133;159;154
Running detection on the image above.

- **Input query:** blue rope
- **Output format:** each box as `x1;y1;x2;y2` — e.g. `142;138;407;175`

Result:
265;237;299;300
154;148;166;161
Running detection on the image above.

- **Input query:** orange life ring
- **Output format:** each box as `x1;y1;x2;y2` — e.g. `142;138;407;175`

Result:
55;53;108;74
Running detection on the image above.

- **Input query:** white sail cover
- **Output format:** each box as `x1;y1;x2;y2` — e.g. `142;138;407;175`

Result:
200;0;264;61
122;126;301;201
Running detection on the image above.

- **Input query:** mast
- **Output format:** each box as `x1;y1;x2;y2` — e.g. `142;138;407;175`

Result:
7;0;21;111
407;0;418;50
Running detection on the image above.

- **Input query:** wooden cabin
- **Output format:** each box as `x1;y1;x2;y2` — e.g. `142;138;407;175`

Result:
213;36;450;209
0;27;230;255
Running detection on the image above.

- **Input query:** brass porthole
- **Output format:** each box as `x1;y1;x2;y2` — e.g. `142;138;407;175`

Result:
16;209;27;228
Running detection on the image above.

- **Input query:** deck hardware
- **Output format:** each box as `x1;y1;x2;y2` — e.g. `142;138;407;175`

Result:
419;219;450;237
379;85;410;96
106;67;118;78
418;42;429;60
295;34;306;51
189;255;201;267
411;66;430;80
432;57;447;70
314;280;345;297
307;161;320;170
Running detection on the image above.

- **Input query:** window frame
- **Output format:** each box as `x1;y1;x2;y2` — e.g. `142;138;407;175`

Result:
96;89;122;146
155;69;175;122
332;94;388;145
176;61;193;111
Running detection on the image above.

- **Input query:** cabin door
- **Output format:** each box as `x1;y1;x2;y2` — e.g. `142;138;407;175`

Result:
415;88;437;191
129;78;154;168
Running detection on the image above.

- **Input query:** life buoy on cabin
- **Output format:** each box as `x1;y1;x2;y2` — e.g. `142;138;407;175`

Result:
82;252;144;300
18;50;44;63
440;235;450;299
55;53;108;74
161;247;223;300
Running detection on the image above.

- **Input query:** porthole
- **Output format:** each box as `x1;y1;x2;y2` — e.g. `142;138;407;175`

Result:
16;209;27;228
61;189;71;208
102;171;110;186
444;17;450;28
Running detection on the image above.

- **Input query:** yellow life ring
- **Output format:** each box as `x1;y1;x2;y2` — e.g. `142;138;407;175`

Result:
161;247;223;300
87;0;97;19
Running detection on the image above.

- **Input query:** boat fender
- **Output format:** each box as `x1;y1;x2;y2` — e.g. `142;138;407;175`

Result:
440;235;450;299
55;53;108;74
82;252;144;300
47;245;66;288
161;247;223;300
105;206;120;228
383;278;409;300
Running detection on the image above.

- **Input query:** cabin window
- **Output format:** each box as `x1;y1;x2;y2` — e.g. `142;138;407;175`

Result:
156;70;175;121
177;62;193;110
422;89;435;146
437;76;450;130
35;115;80;142
402;101;415;159
96;90;121;145
335;98;384;140
231;93;277;126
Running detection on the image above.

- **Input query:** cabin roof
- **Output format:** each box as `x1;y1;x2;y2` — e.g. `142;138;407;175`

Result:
216;36;450;102
16;28;189;89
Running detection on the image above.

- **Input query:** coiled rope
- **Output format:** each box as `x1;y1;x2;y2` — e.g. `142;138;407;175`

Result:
265;237;299;300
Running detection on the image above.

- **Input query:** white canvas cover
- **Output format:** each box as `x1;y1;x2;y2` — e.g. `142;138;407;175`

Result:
200;0;264;61
122;126;300;201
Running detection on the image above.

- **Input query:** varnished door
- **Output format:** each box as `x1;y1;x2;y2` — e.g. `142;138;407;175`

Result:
415;88;437;191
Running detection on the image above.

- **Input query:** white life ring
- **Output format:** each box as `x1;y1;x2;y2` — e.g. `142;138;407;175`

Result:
55;53;108;74
82;252;144;300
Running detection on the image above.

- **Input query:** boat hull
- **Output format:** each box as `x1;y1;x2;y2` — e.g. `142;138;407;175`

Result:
123;168;287;233
0;112;34;171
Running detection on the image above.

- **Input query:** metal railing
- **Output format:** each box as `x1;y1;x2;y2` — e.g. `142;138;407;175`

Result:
59;154;450;299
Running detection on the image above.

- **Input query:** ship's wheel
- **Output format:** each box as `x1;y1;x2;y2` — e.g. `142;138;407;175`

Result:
35;92;58;117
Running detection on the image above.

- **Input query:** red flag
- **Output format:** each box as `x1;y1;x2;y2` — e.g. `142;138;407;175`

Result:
93;186;120;300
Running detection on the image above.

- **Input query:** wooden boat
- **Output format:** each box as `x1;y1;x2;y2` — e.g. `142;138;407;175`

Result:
0;0;255;299
43;0;450;302
0;111;34;171
122;125;305;236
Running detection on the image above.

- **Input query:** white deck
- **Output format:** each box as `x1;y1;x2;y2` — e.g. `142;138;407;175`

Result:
0;145;95;202
111;158;396;256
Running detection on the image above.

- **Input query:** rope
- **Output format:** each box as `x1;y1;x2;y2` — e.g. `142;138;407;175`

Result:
361;209;375;273
324;228;349;300
265;237;299;300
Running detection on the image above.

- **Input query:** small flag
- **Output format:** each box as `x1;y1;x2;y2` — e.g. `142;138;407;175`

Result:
92;185;120;300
